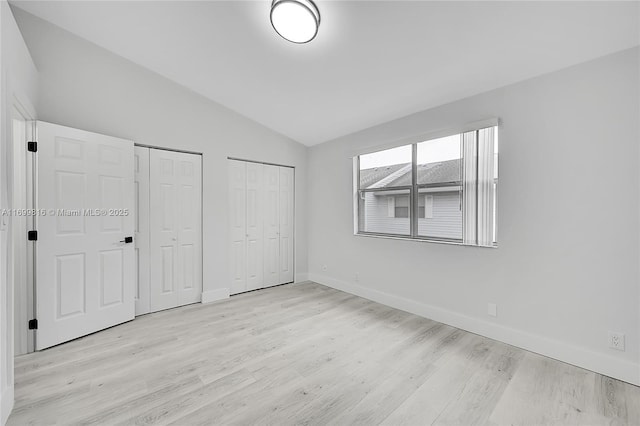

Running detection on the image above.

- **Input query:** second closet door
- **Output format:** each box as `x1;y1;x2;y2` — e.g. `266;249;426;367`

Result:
263;165;294;287
150;149;202;312
228;160;294;295
263;165;280;287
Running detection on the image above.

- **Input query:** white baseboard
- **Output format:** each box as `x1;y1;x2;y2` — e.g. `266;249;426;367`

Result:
308;273;640;386
1;386;14;426
201;288;230;304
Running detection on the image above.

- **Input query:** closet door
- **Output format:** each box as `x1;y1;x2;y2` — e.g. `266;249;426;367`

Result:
263;165;280;288
149;149;202;312
134;147;150;316
150;149;179;312
245;162;264;291
175;151;202;306
228;160;247;295
279;167;294;284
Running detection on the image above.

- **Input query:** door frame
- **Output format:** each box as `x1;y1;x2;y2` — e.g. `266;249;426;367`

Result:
11;95;36;355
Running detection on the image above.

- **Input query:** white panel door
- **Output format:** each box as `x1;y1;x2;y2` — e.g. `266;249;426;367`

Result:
36;121;135;350
134;147;150;315
149;149;202;312
149;150;178;312
228;160;247;295
263;165;280;288
245;163;263;291
279;167;294;284
175;151;202;306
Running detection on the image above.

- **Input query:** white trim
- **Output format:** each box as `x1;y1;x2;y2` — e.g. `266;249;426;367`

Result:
353;157;359;234
418;186;461;194
1;386;14;426
387;196;395;217
350;117;499;158
424;194;434;219
308;273;640;386
354;232;497;249
201;288;230;304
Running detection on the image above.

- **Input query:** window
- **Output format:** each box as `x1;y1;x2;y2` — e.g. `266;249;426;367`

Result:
355;125;498;247
390;195;409;218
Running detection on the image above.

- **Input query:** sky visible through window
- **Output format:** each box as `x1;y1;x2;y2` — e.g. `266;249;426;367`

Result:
360;134;462;169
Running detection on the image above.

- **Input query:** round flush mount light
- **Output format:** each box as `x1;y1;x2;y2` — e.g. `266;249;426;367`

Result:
270;0;320;44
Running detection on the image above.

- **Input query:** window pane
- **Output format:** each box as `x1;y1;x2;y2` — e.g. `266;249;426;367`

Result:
417;135;462;240
358;189;411;235
359;145;412;189
394;195;409;218
416;134;461;186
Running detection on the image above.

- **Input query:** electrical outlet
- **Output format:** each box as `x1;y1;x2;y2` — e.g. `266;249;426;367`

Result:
321;264;328;272
487;303;497;317
354;273;359;282
608;332;625;351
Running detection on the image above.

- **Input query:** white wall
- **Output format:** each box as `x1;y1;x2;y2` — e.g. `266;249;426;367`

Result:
12;9;309;306
308;47;640;385
0;1;38;423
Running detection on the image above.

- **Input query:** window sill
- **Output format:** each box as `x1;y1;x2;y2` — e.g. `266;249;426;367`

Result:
354;232;498;248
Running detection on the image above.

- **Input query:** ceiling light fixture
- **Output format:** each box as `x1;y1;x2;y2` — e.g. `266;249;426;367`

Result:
270;0;320;44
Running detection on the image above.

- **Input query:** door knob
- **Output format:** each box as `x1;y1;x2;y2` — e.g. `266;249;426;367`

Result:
120;236;133;243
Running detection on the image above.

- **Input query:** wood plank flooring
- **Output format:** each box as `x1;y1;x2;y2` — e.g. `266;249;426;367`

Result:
7;282;640;425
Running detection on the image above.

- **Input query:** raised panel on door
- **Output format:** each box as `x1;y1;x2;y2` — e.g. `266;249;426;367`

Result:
36;121;135;350
134;147;150;315
245;162;263;291
229;160;247;295
175;152;202;306
149;150;179;312
279;167;295;284
263;165;280;288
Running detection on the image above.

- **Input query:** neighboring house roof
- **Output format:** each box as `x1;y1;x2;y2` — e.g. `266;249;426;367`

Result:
360;159;461;189
359;163;408;189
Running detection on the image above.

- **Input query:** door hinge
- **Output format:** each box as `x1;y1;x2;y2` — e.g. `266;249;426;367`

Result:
28;319;38;330
27;141;37;152
28;230;38;241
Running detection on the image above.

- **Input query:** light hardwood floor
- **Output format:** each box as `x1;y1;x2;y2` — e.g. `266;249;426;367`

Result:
7;282;640;425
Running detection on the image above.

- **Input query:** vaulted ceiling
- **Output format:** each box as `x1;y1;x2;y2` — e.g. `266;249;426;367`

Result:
11;1;640;146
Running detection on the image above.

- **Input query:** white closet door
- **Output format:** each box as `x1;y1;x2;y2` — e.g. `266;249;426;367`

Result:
175;151;202;306
149;149;202;311
134;147;150;315
229;160;247;295
245;162;263;291
279;167;294;284
36;121;135;350
263;164;280;288
150;149;179;312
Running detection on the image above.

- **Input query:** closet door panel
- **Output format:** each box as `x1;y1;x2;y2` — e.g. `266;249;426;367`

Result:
229;160;247;295
134;147;151;316
279;167;294;284
263;165;280;287
150;150;179;312
245;163;264;291
176;152;202;306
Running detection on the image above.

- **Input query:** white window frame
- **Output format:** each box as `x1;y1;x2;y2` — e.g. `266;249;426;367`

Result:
354;121;498;247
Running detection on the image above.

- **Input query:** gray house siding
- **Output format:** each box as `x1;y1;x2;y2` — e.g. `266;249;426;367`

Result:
361;191;462;239
362;192;410;235
417;192;462;240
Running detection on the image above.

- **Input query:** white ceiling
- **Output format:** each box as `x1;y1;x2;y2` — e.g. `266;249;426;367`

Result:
11;1;640;146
